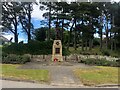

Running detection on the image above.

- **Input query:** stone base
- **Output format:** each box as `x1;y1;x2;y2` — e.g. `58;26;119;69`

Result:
52;40;63;62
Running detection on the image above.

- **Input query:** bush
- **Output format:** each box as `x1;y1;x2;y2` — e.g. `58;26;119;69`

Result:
27;40;53;55
81;58;119;67
62;47;70;56
80;52;98;55
2;43;27;55
102;50;110;56
2;54;31;64
93;38;100;46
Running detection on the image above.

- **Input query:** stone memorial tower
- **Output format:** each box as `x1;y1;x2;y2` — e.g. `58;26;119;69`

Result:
52;22;63;61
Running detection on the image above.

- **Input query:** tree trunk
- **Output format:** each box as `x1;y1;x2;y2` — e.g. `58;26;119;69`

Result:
100;29;102;50
114;33;117;51
48;2;51;41
27;31;31;43
67;21;75;50
28;4;31;42
114;40;116;51
14;32;18;43
81;39;84;51
89;39;93;50
81;16;84;51
14;17;18;43
106;19;109;49
111;38;113;51
61;19;64;42
111;15;114;51
74;18;77;50
85;40;87;51
110;29;112;51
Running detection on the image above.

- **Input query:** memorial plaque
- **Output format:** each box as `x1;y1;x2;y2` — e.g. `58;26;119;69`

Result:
55;48;60;54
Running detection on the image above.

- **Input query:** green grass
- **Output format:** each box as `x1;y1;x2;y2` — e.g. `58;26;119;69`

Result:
74;66;119;86
0;64;49;83
0;45;2;60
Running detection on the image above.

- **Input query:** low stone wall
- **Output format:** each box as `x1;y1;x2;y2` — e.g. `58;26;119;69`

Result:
31;54;120;62
31;55;52;62
64;54;119;61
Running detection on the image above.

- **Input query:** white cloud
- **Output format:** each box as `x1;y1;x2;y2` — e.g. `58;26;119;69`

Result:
2;33;14;42
111;0;120;2
94;33;99;38
31;4;46;20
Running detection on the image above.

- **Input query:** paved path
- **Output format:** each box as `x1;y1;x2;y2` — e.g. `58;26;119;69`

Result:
49;66;82;86
18;61;96;87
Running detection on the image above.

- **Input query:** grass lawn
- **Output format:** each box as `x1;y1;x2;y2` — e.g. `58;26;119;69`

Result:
0;64;49;83
74;66;119;86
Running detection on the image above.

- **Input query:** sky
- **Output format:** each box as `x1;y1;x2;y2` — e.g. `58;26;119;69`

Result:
2;0;120;43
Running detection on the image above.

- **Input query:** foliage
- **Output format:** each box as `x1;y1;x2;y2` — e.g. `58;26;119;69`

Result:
93;38;100;46
2;43;27;55
81;58;119;67
2;54;31;64
33;27;47;41
101;50;110;56
62;47;70;56
26;40;52;55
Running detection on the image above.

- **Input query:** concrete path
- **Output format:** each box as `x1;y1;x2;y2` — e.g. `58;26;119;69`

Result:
18;61;95;87
49;66;82;87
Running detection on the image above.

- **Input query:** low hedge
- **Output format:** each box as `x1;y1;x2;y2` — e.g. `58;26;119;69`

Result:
2;53;31;64
81;58;119;67
102;50;110;56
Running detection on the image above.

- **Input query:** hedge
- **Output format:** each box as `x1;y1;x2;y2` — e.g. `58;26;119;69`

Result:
80;58;119;67
2;40;70;56
2;53;31;64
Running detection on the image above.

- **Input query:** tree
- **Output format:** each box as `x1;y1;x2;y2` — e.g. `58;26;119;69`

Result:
19;2;34;42
40;2;70;42
2;2;22;43
40;2;53;41
33;27;47;41
112;2;120;50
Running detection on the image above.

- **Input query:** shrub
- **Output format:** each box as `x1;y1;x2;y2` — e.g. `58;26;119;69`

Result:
81;58;119;67
62;47;70;56
80;52;98;55
2;54;31;64
2;43;27;55
102;50;110;56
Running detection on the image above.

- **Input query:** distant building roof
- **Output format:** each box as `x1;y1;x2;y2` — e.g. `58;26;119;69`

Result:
0;35;9;42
